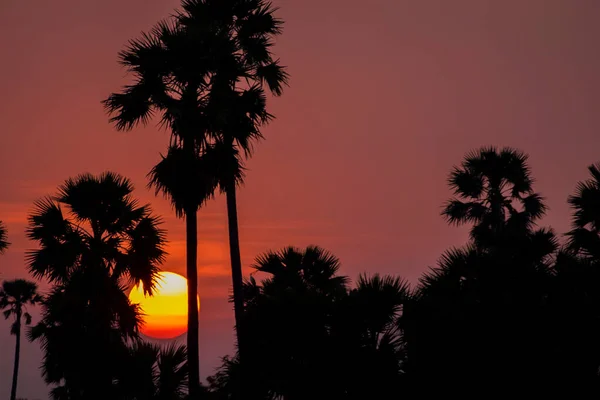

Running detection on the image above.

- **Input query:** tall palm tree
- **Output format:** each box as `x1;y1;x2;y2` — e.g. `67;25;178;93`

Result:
0;279;42;400
178;1;289;359
104;0;289;364
403;148;557;396
148;144;225;396
0;220;9;254
26;172;166;400
103;15;226;395
443;146;546;247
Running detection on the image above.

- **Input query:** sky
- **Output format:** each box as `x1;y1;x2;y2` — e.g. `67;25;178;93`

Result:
1;0;600;398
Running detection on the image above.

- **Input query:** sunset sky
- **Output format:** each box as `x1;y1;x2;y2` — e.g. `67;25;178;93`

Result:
2;0;600;398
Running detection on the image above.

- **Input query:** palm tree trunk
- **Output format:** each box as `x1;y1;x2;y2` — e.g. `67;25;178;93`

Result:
186;208;201;398
225;181;246;358
10;311;21;400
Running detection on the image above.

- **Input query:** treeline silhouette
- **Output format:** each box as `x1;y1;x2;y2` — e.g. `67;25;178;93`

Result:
203;148;600;399
5;147;600;399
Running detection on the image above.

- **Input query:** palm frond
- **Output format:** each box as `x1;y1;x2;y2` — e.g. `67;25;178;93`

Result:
118;215;167;295
442;200;485;225
103;80;158;131
0;220;9;253
157;343;189;399
255;59;289;96
148;144;218;217
448;167;484;198
521;193;547;220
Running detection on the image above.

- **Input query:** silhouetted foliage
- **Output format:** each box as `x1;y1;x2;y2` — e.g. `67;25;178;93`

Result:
567;163;600;257
17;135;600;399
443;147;546;247
547;163;600;395
208;246;408;399
104;0;289;378
1;279;41;400
26;172;166;400
205;148;600;398
115;341;189;400
0;220;9;254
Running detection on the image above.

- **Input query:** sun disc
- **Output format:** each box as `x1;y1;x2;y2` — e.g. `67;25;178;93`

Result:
128;271;199;339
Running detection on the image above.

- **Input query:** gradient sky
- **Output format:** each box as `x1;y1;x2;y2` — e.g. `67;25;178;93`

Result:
2;0;600;398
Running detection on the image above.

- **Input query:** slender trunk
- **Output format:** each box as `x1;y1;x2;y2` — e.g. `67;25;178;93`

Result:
225;181;246;358
186;208;201;399
10;311;21;400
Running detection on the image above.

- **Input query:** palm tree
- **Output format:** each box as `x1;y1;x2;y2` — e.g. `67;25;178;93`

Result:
443;146;546;247
26;172;166;399
148;144;223;396
0;279;42;400
210;247;409;399
178;1;289;359
332;274;409;398
210;246;349;399
103;15;225;396
566;163;600;257
104;0;289;365
0;220;9;254
547;163;600;394
116;341;189;400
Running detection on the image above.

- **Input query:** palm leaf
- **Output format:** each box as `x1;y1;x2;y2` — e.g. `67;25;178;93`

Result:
0;220;9;253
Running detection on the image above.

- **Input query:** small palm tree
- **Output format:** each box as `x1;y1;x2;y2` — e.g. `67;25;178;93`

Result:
0;220;9;254
443;147;546;246
26;172;166;399
232;246;350;398
0;279;42;400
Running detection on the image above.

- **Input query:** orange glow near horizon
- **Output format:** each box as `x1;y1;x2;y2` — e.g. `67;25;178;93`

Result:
129;271;199;339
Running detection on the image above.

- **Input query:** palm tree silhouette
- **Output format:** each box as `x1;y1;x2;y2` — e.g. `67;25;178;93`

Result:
0;220;9;254
147;144;221;396
443;146;546;246
212;246;349;398
333;274;409;398
26;172;166;399
547;163;600;394
103;15;224;395
104;0;288;368
403;147;557;396
116;341;189;400
210;247;408;398
0;279;42;400
176;2;289;361
566;163;600;257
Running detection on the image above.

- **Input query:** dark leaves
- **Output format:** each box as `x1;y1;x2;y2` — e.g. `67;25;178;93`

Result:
0;279;41;336
26;173;167;395
443;147;546;247
148;144;220;217
0;220;9;253
255;59;289;96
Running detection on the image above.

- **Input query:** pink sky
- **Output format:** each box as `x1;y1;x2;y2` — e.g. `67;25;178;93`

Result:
2;0;600;398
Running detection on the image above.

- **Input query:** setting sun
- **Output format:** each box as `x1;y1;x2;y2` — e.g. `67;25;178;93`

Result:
129;271;199;339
